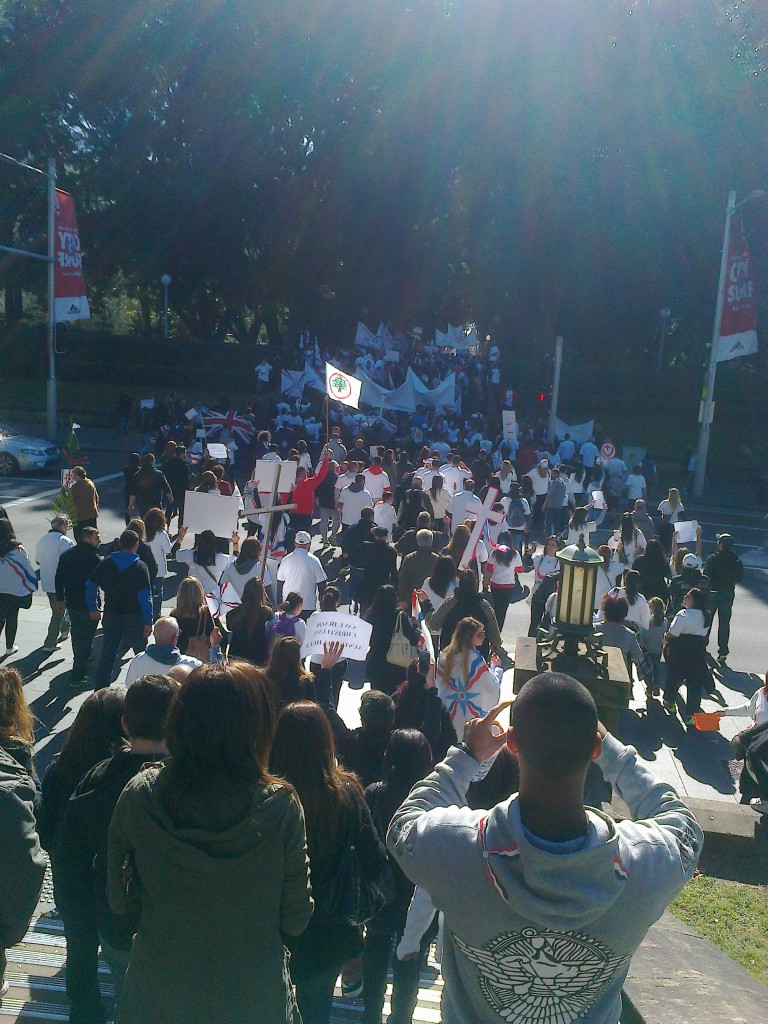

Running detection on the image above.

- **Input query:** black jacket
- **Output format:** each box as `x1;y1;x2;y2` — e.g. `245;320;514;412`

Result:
356;540;398;604
56;748;165;949
87;552;152;623
55;542;103;609
704;549;744;593
342;519;374;567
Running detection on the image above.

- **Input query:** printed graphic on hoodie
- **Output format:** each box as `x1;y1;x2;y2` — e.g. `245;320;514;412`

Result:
453;927;631;1024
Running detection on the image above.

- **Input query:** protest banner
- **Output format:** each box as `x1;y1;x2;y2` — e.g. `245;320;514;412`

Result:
61;467;76;488
300;612;373;662
674;520;699;544
591;490;607;510
182;491;240;538
502;410;518;442
206;442;228;460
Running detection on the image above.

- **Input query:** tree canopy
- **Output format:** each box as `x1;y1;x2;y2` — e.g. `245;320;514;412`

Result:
1;0;767;371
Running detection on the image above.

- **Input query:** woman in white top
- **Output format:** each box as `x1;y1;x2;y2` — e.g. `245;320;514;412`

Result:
484;539;525;628
421;555;458;613
568;465;587;506
720;673;768;811
495;460;517;496
428;475;451;532
176;529;236;598
143;508;181;620
531;536;559;593
615;569;651;631
218;535;276;606
658;487;684;524
566;504;596;546
616;511;646;567
662;587;712;726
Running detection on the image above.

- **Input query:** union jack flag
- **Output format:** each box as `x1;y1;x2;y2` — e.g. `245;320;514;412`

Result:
201;409;255;444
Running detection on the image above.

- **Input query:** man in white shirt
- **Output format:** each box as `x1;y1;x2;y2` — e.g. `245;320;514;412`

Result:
338;475;374;527
277;531;327;614
446;480;483;534
441;456;472;496
125;617;202;685
363;457;392;502
255;359;273;387
414;458;442;490
579;438;599;468
36;516;75;652
556;434;576;464
624;470;647;503
526;460;551;534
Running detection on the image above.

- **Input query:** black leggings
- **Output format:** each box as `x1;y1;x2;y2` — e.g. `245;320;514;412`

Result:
0;594;20;647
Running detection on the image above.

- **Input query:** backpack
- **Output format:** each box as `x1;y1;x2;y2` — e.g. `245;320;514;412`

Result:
267;611;299;651
506;499;526;530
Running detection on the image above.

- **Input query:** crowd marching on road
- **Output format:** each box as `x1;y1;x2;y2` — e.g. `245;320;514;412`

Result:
0;331;764;1024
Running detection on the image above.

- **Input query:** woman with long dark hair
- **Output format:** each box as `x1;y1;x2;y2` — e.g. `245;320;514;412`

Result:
419;570;506;662
266;636;316;710
226;577;273;664
392;659;457;765
362;729;433;1024
612;569;651;631
143;507;182;620
170;577;215;656
0;666;37;785
108;661;312;1024
365;585;420;696
616;511;646;567
219;535;276;606
271;701;388;1024
176;528;235;592
484;543;525;629
632;538;671;603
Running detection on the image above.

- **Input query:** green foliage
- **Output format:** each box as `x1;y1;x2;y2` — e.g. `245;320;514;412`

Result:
50;486;78;526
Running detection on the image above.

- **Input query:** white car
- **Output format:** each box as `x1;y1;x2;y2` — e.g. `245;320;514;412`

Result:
0;434;61;475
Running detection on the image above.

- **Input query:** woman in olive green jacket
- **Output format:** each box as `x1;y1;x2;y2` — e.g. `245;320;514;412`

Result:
108;661;313;1024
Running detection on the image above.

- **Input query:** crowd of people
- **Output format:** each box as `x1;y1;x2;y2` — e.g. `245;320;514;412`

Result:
0;336;764;1024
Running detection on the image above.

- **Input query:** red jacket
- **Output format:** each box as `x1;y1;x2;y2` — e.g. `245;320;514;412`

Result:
291;459;329;515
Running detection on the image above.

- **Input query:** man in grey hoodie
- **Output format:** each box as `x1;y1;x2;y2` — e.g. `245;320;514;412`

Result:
388;672;703;1024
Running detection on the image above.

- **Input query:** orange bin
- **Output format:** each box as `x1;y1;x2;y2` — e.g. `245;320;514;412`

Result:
693;712;721;732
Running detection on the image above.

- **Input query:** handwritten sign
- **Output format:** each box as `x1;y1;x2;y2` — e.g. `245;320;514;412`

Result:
674;520;699;545
206;443;228;460
300;612;373;662
182;491;240;538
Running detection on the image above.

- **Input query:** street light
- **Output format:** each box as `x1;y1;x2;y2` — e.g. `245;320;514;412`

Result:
160;274;172;340
656;308;671;371
694;189;765;498
554;536;603;652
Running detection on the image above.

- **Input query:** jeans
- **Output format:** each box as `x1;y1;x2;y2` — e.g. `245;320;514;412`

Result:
362;917;436;1024
69;607;99;679
45;592;70;649
295;966;341;1024
544;506;567;539
63;915;105;1024
710;589;735;657
317;506;339;540
99;935;130;1011
93;613;147;688
291;513;313;536
152;578;165;621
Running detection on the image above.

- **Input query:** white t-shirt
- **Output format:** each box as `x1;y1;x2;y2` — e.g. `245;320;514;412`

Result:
625;474;647;500
338;486;374;526
176;551;233;592
277;548;327;611
147;531;173;579
526;468;551;496
373;501;398;537
658;499;684;524
256;362;273;382
668;607;708;637
566;523;596;546
440;465;472;496
428;488;451;520
363;468;391;502
421;578;457;612
219;559;273;600
487;550;524;587
446;491;483;529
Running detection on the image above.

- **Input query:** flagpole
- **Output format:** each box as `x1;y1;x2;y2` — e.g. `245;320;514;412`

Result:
47;158;58;441
325;395;330;446
693;190;736;499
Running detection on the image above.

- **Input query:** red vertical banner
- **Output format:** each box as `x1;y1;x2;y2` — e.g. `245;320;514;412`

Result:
54;189;90;321
716;216;757;362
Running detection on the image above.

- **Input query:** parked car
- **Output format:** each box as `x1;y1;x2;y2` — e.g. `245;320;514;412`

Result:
0;434;61;474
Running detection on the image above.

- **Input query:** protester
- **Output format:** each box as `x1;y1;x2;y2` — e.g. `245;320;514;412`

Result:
107;661;313;1024
56;527;105;679
266;592;306;651
0;667;38;791
663;587;713;727
719;671;768;811
484;542;525;629
175;527;236;593
170;577;216;658
704;533;743;665
615;511;647;567
290;450;331;534
357;526;399;613
631;537;670;603
392;658;457;764
528;535;560;636
270;700;389;1024
339;473;374;529
668;552;710;615
124;617;204;685
70;467;100;538
56;675;178;1018
226;577;273;664
436;617;503;734
398;530;438;603
127;452;173;518
122;453;141;525
143;507;181;620
365;585;421;695
387;672;703;1024
265;636;316;711
445;479;482;535
35;515;75;653
274;530;326;615
420;570;507;663
593;593;645;683
219;535;276;606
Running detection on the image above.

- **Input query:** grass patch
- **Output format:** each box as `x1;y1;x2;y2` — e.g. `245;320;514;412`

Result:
670;874;768;985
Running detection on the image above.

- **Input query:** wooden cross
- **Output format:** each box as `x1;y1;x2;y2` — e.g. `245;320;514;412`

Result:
458;486;505;570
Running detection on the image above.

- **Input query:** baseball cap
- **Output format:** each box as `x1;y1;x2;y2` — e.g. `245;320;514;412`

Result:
716;532;733;544
539;458;548;467
295;531;312;545
682;553;698;568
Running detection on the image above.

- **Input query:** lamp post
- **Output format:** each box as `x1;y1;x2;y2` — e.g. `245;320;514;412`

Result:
553;535;603;659
656;308;671;372
160;274;172;340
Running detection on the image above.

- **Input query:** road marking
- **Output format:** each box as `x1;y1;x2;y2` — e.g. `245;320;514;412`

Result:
1;472;123;508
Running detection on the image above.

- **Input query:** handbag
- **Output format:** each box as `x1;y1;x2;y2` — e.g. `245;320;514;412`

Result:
386;611;417;668
321;813;394;927
186;609;212;662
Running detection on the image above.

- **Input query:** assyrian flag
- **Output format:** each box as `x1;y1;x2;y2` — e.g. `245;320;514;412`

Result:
412;591;435;662
326;363;362;409
205;579;241;619
716;216;759;363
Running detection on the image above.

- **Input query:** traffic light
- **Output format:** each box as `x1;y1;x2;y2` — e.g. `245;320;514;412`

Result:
537;391;546;403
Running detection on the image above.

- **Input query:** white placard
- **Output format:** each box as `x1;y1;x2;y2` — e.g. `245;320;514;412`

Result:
61;468;76;488
300;612;373;662
251;459;298;493
195;428;207;438
502;410;518;442
384;350;400;362
591;490;607;509
206;443;228;460
185;408;198;421
182;491;240;538
139;398;155;410
674;520;699;544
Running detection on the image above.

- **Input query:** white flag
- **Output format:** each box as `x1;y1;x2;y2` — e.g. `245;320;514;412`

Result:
326;362;362;409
